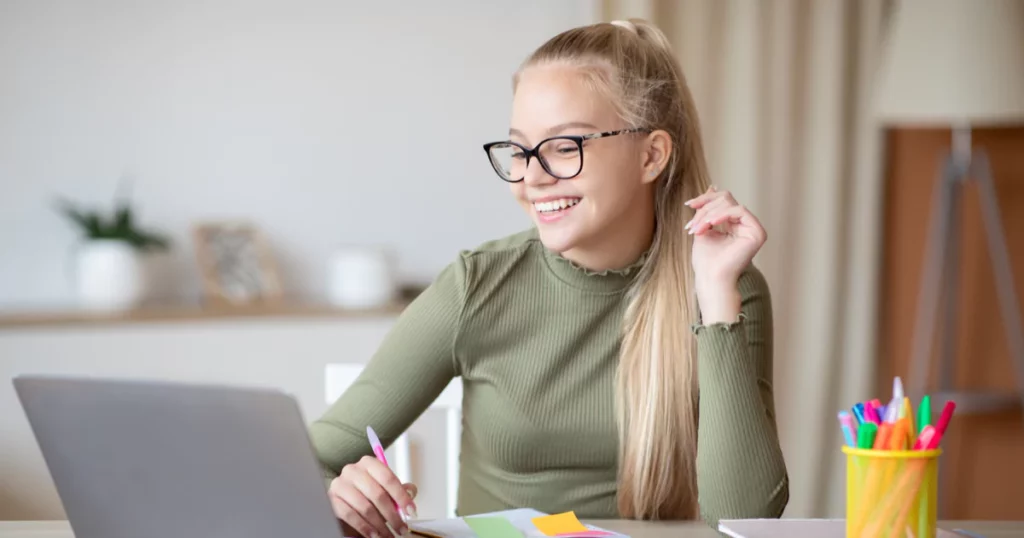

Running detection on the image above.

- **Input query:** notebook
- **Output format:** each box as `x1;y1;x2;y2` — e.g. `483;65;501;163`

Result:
409;508;628;538
717;519;965;538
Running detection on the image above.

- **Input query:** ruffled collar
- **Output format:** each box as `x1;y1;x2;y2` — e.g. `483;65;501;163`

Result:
539;241;650;293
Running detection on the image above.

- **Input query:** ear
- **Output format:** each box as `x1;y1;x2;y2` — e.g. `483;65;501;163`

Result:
641;129;672;184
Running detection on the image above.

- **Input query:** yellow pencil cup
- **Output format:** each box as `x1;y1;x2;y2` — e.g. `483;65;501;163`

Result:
842;446;941;538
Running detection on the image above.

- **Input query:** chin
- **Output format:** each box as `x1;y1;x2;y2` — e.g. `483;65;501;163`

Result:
534;221;584;254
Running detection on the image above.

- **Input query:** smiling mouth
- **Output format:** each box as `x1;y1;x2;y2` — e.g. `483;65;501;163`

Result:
532;197;581;214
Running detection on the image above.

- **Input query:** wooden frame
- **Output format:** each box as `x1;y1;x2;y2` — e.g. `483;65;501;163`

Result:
191;222;283;306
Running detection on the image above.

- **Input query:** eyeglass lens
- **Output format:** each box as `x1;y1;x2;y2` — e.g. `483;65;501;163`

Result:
488;138;582;181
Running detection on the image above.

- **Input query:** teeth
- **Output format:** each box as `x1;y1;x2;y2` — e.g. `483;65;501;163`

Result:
533;198;581;213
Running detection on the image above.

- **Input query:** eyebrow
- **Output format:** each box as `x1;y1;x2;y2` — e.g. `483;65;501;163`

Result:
509;121;600;141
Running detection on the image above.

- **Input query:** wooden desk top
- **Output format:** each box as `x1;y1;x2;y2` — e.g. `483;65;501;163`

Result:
2;519;1023;538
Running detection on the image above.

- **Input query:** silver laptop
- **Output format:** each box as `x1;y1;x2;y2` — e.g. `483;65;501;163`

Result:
13;375;345;538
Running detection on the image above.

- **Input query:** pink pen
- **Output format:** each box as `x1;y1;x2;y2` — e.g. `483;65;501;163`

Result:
367;426;402;515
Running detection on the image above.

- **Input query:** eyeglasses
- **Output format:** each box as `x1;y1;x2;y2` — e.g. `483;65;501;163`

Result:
482;128;649;183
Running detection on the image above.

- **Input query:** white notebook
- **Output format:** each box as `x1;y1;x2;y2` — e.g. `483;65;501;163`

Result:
409;508;628;538
717;519;964;538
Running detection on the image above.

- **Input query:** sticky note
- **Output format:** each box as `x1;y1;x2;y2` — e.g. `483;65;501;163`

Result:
531;512;589;536
464;516;524;538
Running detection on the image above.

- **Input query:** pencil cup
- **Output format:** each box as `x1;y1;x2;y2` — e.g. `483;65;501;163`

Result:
843;446;941;538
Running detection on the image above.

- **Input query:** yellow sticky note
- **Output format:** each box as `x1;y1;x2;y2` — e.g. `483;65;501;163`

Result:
531;512;589;536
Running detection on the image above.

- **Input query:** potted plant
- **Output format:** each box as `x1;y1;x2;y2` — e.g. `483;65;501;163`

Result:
55;190;170;311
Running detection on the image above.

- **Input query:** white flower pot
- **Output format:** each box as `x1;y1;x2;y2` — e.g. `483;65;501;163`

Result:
327;247;396;309
75;240;146;311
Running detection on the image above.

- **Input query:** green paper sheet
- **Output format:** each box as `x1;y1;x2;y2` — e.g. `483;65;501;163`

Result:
464;516;525;538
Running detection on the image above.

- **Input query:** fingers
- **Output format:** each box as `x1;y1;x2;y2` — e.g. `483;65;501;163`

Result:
333;458;412;538
686;195;730;232
330;475;387;538
351;457;410;534
684;185;729;209
362;457;418;519
693;204;768;243
403;483;418;502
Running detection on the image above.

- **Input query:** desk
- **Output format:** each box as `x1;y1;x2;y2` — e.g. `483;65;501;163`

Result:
2;520;1023;538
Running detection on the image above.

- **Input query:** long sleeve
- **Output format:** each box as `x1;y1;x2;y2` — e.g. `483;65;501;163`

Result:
694;265;789;528
309;257;466;479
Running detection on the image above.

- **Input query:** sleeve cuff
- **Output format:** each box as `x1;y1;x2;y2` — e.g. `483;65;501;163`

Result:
691;312;747;334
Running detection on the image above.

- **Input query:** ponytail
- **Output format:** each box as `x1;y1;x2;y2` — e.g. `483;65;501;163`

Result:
519;19;711;519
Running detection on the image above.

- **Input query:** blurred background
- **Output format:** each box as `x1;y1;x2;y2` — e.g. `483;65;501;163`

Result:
1;0;1022;525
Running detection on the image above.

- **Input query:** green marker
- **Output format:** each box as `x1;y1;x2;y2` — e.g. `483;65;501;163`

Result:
918;395;932;433
857;421;878;449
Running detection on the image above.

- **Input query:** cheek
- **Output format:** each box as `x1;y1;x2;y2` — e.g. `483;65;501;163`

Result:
578;153;641;204
509;183;531;210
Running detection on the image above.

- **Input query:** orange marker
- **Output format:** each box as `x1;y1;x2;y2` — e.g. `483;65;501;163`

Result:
889;419;908;450
873;422;893;450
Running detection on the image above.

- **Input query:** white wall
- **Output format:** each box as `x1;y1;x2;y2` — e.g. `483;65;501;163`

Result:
0;0;602;522
0;0;600;306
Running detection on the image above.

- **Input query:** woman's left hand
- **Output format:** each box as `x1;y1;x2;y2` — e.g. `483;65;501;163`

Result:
685;187;767;322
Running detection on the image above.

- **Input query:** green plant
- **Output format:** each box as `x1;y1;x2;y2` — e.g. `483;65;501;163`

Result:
55;193;171;252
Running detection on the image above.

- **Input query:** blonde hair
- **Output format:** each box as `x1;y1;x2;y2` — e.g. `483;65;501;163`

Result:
514;19;711;520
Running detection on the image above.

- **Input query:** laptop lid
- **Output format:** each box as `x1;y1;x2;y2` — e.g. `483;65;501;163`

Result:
13;375;344;538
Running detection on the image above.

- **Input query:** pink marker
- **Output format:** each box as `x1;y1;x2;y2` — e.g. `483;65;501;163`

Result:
367;426;401;513
924;400;957;449
934;400;956;438
863;402;881;425
913;425;937;450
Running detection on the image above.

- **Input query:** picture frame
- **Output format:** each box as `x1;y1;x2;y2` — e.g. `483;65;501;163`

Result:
191;221;283;306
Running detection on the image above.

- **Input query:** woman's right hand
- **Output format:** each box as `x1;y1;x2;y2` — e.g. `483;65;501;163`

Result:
328;455;418;538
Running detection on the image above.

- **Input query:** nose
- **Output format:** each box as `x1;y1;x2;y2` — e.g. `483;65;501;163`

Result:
522;156;557;187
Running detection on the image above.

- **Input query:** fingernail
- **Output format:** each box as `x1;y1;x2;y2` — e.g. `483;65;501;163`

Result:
405;486;417;500
401;526;411;537
405;504;418;520
684;219;692;230
371;533;382;538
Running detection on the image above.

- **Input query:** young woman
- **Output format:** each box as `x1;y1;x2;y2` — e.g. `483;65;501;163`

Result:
310;18;788;537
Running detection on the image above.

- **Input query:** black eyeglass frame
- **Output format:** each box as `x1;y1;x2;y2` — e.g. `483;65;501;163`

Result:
482;128;650;183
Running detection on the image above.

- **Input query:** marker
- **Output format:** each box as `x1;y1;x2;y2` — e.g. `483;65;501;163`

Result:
935;400;957;439
863;402;881;425
914;425;938;450
884;376;904;423
852;402;867;424
367;426;402;515
873;423;893;450
918;395;932;433
889;418;911;450
900;397;913;422
869;399;884;420
857;421;878;449
838;411;857;447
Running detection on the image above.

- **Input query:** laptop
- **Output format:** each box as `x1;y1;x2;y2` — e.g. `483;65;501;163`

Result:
13;375;346;538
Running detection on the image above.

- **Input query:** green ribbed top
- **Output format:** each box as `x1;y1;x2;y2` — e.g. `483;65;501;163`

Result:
309;229;788;528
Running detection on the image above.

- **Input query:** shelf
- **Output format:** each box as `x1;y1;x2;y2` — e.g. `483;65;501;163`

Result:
0;289;422;330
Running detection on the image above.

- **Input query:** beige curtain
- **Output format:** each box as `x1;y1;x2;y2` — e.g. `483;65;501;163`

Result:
600;0;892;517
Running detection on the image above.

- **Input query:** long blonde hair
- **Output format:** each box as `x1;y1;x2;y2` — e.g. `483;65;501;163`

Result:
514;19;711;520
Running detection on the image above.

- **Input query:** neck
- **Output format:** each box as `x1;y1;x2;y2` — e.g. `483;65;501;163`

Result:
562;212;655;273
